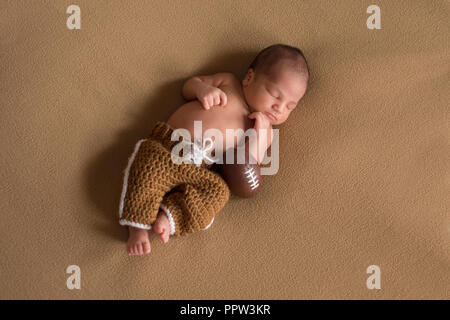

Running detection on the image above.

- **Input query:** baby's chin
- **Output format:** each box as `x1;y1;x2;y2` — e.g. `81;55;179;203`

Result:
271;116;287;126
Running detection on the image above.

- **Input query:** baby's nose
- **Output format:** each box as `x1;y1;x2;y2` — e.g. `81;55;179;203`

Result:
272;104;284;112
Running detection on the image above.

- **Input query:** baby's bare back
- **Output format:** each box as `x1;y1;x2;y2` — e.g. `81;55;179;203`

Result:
167;77;253;153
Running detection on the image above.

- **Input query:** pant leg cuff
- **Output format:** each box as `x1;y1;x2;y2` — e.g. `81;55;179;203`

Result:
202;217;215;230
159;203;176;236
119;219;152;230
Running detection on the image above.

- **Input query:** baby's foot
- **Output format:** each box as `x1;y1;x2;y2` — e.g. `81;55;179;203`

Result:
127;226;151;255
152;209;171;244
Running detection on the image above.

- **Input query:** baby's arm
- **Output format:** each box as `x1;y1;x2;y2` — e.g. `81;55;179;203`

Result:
247;112;273;165
182;73;233;109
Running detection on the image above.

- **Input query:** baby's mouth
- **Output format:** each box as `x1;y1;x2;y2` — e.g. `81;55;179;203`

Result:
265;112;277;121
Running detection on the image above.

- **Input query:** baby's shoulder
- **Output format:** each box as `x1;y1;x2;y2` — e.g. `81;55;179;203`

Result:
216;72;240;89
219;73;243;96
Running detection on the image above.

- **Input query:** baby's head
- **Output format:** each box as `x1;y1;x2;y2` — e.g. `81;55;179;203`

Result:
242;44;310;125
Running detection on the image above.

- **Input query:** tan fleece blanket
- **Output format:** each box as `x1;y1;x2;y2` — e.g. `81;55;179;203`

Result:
1;0;448;299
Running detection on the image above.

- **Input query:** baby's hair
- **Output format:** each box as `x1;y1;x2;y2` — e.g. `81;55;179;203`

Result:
248;43;310;86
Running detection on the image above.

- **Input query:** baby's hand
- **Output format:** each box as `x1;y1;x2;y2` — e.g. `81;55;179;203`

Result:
248;112;273;164
196;85;227;110
248;112;271;131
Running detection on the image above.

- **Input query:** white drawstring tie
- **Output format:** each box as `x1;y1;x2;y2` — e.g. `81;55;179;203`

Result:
180;137;216;167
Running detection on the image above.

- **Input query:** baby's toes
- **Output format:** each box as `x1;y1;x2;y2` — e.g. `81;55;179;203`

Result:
127;244;135;255
135;243;143;255
153;220;162;234
142;241;151;254
160;230;170;244
130;244;139;256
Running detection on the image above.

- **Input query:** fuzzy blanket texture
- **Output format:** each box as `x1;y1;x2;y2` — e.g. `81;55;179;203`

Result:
1;0;449;299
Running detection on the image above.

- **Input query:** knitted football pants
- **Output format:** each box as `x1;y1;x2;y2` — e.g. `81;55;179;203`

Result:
118;121;230;236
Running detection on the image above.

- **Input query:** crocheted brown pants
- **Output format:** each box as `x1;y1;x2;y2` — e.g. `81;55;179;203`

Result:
118;121;230;236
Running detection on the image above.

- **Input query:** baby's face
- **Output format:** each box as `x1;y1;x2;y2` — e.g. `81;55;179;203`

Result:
242;62;307;125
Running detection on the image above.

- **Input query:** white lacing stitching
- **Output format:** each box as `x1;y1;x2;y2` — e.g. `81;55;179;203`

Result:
245;167;259;190
180;137;216;167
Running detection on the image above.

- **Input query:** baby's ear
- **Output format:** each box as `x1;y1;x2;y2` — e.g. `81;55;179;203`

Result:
242;68;255;85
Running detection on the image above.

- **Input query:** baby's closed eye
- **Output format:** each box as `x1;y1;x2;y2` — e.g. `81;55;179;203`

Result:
287;103;297;110
267;88;279;99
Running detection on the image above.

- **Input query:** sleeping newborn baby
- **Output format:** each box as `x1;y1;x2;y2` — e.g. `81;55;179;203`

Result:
118;43;310;255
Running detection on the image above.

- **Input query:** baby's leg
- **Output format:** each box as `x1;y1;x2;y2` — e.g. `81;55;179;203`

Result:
152;208;171;244
159;171;230;237
118;138;177;254
127;208;170;255
127;226;151;256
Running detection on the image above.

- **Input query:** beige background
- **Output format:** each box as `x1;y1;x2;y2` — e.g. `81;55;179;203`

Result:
1;0;449;299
